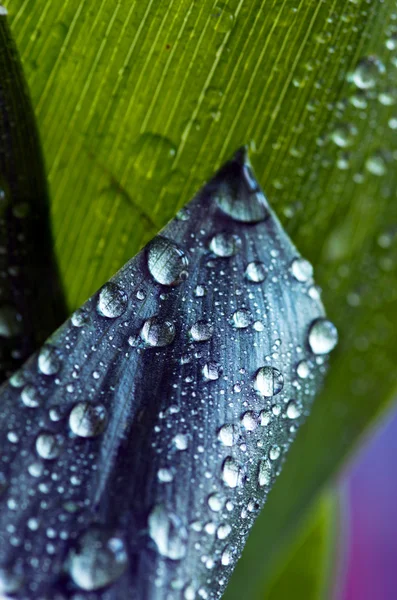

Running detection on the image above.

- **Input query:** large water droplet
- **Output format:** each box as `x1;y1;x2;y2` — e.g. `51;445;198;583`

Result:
69;402;108;438
132;133;176;180
147;236;189;286
67;528;128;591
189;320;214;342
254;366;284;397
148;505;188;560
97;283;128;318
209;233;240;257
0;566;22;594
214;150;268;223
244;261;267;283
140;317;176;347
290;257;313;282
38;345;61;376
221;457;242;488
35;432;64;460
308;318;338;354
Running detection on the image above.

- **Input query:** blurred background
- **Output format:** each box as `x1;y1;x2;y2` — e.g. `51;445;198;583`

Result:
338;402;397;600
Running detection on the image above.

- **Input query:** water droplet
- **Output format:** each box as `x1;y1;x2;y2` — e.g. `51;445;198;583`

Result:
221;457;242;488
259;410;271;427
296;360;310;379
202;362;220;380
308;318;338;354
244;261;267;283
212;3;235;33
290;257;313;282
158;468;173;483
378;89;396;106
148;505;188;560
147;236;189;286
194;285;207;297
173;433;188;451
132;133;176;180
0;305;22;338
365;152;387;176
35;432;64;460
67;528;128;591
218;424;237;447
231;309;252;329
330;123;357;148
214;151;268;222
241;411;257;431
0;566;22;594
21;384;41;408
38;345;61;375
97;283;128;318
286;401;301;419
258;460;271;487
140;316;176;347
71;308;89;327
217;523;231;540
351;56;385;89
254;366;284;397
208;492;224;512
269;445;281;460
209;232;240;257
189;320;214;342
221;546;232;566
69;402;108;438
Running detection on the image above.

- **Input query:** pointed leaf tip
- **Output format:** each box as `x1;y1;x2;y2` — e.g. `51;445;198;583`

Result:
0;149;337;598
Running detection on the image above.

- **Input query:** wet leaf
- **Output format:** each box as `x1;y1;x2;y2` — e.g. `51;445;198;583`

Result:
0;151;336;598
0;10;66;380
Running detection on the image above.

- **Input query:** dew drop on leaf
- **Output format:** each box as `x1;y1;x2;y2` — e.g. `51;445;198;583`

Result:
69;402;108;438
290;257;314;282
254;366;284;397
148;505;188;560
35;433;64;460
209;232;240;257
221;457;242;488
351;56;385;89
189;320;214;342
97;283;128;318
140;316;176;347
231;309;252;329
147;236;189;286
244;261;267;283
37;345;61;375
308;318;338;354
67;528;128;591
218;424;237;447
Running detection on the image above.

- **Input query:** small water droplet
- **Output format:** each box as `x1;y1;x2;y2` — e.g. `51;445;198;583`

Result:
244;261;267;283
69;402;108;438
208;492;224;512
296;360;310;379
290;257;313;282
231;309;252;329
254;366;284;397
269;445;281;460
212;3;235;33
71;308;89;327
217;523;231;540
140;316;176;347
147;236;189;286
330;123;357;148
148;505;188;560
218;424;237;447
0;566;23;594
209;232;240;257
221;546;232;566
38;345;61;376
189;320;214;342
0;305;22;338
221;457;242;488
173;433;188;451
21;385;41;408
241;411;257;431
67;528;128;591
258;459;271;487
158;468;173;483
194;285;207;297
308;318;338;354
286;401;301;419
365;151;387;176
36;432;64;460
97;283;128;318
132;133;176;180
202;362;220;380
351;56;385;89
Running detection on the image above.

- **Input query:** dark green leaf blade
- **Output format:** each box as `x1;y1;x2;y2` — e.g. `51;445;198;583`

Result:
0;151;335;598
0;8;66;379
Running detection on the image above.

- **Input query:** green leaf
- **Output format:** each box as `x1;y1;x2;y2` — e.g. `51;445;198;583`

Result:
262;492;339;600
3;0;397;596
0;10;66;380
